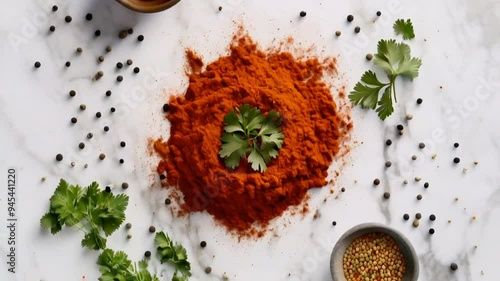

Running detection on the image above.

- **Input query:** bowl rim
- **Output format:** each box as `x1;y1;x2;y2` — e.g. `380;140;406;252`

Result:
115;0;182;13
330;222;419;281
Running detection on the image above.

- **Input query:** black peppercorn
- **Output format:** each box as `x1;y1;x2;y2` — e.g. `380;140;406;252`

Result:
49;25;55;32
120;141;126;147
144;251;151;258
419;142;425;149
454;143;459;148
218;6;222;11
403;214;410;220
65;61;71;67
79;142;85;149
429;228;435;234
417;98;423;104
376;11;381;16
163;104;170;112
416;213;422;219
106;90;112;97
110;107;115;113
65;16;72;23
159;174;166;180
99;153;106;160
149;226;156;233
417;194;423;200
450;263;458;271
385;161;392;168
52;5;58;12
103;126;109;132
105;186;111;193
116;62;123;69
453;157;460;164
76;47;83;53
429;214;436;221
86;13;93;21
96;112;101;118
119;30;128;39
119;159;124;164
205;267;212;274
95;30;101;37
424;182;429;188
332;221;337;226
127;28;134;34
105;46;112;53
56;154;63;161
386;139;392;146
69;90;76;97
87;133;93;139
125;223;132;229
34;61;41;68
299;11;307;17
126;59;133;65
347;15;354;22
117;75;123;82
200;241;207;248
383;192;390;199
98;56;104;63
354;26;361;33
134;67;140;73
122;182;129;189
71;117;77;124
137;35;144;41
341;188;345;192
165;198;171;205
373;178;380;185
397;124;404;130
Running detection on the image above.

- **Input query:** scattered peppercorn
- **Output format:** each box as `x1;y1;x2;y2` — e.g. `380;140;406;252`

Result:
200;241;207;248
429;214;436;221
144;251;151;258
403;214;410;220
403;180;408;184
412;155;417;160
417;194;423;200
137;35;144;41
56;154;63;161
429;228;435;235
87;133;93;139
106;90;112;97
116;62;123;69
126;59;133;65
76;47;83;53
365;53;373;61
105;186;111;193
386;139;392;146
165;198;171;205
86;13;93;21
98;56;104;62
49;25;55;32
69;90;76;97
383;192;390;199
417;98;423;104
103;126;109;132
406;114;413;120
415;213;422;219
373;178;380;185
412;219;420;228
96;112;101;118
159;174;166;180
299;11;307;17
71;117;77;124
133;67;140;73
79;142;85;149
96;70;104;77
397;124;404;131
119;159;124;164
127;28;134;34
347;15;354;22
34;61;41;68
454;143;459;148
354;26;361;33
65;61;71;67
163;104;170;112
341;187;345;192
399;130;404;136
122;182;129;189
110;107;115;113
450;263;458;271
149;226;156;233
385;161;392;168
424;182;429;188
52;5;58;12
120;141;126;147
119;30;128;39
127;234;132;239
474;160;478;165
65;16;72;23
332;221;337;226
376;11;381;16
453;157;460;163
205;267;212;274
419;142;425;149
415;177;422;182
335;30;341;37
94;30;101;37
117;75;123;82
105;46;112;53
125;223;132;229
99;153;105;160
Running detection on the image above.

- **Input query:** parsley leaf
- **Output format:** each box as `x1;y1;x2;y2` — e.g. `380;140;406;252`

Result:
219;104;284;172
155;231;191;280
349;38;422;120
40;179;129;250
393;19;415;40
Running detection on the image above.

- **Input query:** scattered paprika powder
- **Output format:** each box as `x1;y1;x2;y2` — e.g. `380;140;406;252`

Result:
154;29;352;236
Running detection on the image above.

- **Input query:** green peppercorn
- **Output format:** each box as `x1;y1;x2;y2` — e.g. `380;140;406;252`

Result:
80;104;86;110
415;213;422;219
412;155;417;160
127;234;132;239
412;219;420;228
125;223;132;229
126;59;133;65
205;267;212;274
119;30;128;39
335;30;341;37
98;56;104;62
96;71;104;77
105;46;112;52
76;47;83;53
365;53;373;60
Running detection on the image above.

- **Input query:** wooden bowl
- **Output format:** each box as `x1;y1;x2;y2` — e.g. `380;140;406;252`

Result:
115;0;181;13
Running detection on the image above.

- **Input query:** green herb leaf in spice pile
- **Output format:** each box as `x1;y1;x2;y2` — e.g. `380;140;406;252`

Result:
40;179;129;250
393;19;415;40
219;104;284;172
97;248;159;281
155;231;191;280
349;39;422;120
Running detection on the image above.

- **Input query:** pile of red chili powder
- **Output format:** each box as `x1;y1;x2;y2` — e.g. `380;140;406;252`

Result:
154;31;352;236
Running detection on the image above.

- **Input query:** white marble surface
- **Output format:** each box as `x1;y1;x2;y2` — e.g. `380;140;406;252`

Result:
1;0;500;280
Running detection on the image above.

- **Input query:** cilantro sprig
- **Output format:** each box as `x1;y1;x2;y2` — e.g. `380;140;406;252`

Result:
393;19;415;40
349;38;422;120
155;231;191;280
97;249;159;281
219;104;284;172
40;179;129;250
